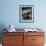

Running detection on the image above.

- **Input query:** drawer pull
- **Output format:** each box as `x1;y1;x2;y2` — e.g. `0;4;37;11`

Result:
32;39;36;40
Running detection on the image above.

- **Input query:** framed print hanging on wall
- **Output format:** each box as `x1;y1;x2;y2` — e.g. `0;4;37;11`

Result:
19;5;34;23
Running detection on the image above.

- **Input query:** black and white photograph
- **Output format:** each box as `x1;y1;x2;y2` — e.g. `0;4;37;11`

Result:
19;5;34;23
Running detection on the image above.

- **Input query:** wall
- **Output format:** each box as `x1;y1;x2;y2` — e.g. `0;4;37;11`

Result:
0;0;46;44
0;0;46;29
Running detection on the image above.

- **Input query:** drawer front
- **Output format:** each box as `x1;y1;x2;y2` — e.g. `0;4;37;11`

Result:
24;32;44;36
3;35;23;44
32;36;45;44
3;32;23;36
32;44;44;46
3;43;23;46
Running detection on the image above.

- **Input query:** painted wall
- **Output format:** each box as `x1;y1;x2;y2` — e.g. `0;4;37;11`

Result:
0;0;46;29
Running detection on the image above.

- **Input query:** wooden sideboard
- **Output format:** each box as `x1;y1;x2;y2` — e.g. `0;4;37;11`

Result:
2;30;45;46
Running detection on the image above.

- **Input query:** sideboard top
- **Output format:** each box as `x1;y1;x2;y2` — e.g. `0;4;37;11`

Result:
3;29;45;33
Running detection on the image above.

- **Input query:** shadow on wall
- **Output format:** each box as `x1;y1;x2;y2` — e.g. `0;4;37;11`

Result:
0;24;7;43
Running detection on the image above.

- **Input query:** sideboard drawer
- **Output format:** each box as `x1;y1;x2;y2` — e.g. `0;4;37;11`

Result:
32;36;44;44
3;32;23;36
24;32;44;36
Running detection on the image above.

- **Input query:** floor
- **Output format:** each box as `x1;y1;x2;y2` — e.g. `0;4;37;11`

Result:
0;44;2;46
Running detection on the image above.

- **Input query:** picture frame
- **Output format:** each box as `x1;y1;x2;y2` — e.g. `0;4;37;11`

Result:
19;5;34;23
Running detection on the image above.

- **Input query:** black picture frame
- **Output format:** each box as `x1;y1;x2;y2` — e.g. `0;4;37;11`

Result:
19;5;34;23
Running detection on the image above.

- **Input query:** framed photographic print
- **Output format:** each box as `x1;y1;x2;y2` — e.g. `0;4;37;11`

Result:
19;5;34;23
